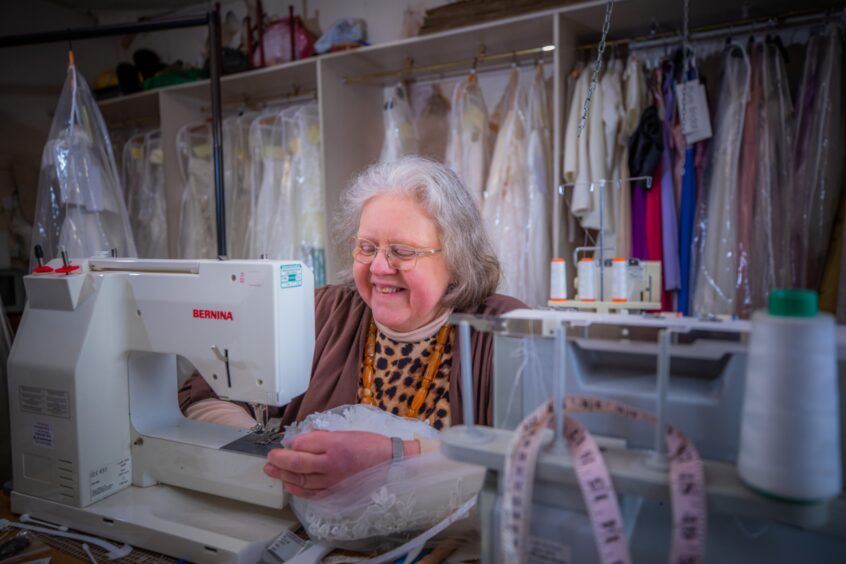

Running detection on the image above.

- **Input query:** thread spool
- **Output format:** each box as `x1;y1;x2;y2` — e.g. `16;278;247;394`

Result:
611;258;628;302
550;258;567;302
577;258;596;301
738;290;842;501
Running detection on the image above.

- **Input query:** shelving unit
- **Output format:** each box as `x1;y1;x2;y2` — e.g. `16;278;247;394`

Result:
96;1;613;280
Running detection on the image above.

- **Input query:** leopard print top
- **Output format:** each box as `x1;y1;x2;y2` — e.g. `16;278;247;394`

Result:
357;327;454;430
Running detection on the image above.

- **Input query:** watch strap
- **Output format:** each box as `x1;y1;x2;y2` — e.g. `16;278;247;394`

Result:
390;436;404;463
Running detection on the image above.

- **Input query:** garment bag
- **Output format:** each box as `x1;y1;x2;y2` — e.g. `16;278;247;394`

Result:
176;123;216;259
445;73;491;208
692;45;750;316
483;69;530;302
292;103;326;287
32;63;136;264
380;83;418;162
135;130;168;258
525;64;553;307
417;84;451;162
793;26;845;291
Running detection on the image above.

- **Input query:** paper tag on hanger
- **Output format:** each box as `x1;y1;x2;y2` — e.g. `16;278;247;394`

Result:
148;148;164;165
675;80;712;144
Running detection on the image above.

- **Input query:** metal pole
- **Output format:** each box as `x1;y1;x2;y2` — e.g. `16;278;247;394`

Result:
552;324;568;452
598;180;605;301
0;16;210;48
654;329;671;457
459;320;475;433
209;6;227;258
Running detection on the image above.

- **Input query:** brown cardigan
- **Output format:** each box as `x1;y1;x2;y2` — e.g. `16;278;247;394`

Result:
179;284;525;427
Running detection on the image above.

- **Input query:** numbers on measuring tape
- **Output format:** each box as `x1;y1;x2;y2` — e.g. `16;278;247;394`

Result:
502;395;707;564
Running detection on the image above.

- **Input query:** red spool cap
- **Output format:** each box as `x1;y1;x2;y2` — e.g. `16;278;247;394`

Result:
55;265;80;274
33;266;54;273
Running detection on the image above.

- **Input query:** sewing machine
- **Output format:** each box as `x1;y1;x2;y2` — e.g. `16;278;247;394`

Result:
7;257;315;562
442;309;846;563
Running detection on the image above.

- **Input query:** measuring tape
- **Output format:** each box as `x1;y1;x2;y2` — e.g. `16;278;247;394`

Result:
503;395;707;564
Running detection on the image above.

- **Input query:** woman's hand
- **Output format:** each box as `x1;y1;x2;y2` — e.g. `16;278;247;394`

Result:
264;430;420;497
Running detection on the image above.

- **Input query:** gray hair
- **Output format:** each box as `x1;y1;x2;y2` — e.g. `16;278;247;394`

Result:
334;156;501;311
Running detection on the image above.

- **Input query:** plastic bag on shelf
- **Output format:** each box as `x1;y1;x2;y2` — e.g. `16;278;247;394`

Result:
314;18;366;54
416;84;451;162
176;122;216;259
32;63;136;265
251;16;316;67
291;103;326;286
379;83;418;162
445;73;491;208
283;405;484;550
134;130;168;258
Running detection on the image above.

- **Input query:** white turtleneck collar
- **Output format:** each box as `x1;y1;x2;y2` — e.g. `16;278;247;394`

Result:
374;308;453;343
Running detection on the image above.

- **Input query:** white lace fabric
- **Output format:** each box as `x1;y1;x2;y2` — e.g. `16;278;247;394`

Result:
283;405;484;550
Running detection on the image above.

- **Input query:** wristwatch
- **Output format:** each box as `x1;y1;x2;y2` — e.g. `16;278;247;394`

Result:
390;436;404;463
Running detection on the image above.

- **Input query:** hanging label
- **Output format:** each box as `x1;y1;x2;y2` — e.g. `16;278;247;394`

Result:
675;80;712;144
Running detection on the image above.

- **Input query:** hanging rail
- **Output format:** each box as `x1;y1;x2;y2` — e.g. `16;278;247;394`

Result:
0;11;229;259
575;7;842;51
344;44;555;84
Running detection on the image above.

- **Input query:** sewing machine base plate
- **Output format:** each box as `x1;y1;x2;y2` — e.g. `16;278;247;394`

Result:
11;484;298;563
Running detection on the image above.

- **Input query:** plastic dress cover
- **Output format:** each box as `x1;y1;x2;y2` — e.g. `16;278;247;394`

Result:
122;132;146;227
282;405;484;550
32;64;136;263
445;74;491;208
176;123;216;259
380;83;418;162
792;26;845;291
416;84;451;162
482;69;530;302
291;103;326;287
223;112;259;259
755;42;794;296
692;46;749;316
525;65;553;307
223;114;254;259
132;131;168;258
249;107;297;260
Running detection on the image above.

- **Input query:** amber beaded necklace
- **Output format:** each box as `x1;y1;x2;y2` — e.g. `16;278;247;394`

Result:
360;319;453;419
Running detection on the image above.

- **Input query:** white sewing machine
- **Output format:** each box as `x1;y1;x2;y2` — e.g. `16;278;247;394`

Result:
8;257;315;562
442;310;846;563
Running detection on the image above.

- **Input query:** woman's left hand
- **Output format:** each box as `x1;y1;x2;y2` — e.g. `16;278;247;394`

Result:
264;430;414;497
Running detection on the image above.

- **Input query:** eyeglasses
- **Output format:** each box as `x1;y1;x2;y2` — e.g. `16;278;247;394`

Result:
352;237;442;271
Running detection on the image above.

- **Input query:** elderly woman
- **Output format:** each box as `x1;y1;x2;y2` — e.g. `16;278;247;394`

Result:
179;156;523;497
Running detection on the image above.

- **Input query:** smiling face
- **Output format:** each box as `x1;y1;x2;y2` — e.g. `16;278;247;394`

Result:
353;193;452;332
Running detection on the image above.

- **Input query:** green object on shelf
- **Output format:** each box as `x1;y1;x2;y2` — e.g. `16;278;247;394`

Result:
768;289;818;318
144;67;204;90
